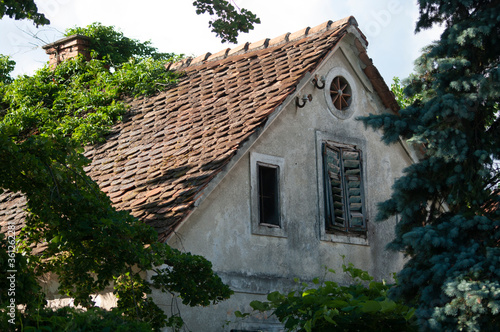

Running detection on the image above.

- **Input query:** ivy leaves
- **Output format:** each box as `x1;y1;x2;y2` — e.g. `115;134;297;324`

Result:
2;54;179;146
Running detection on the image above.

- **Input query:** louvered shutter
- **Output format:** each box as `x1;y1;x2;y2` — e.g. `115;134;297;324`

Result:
323;144;346;229
342;149;365;229
323;142;366;232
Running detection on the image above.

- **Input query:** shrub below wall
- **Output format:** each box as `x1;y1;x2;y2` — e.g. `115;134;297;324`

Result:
236;260;417;332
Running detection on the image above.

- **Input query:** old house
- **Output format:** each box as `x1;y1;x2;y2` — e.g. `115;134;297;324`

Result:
0;16;417;331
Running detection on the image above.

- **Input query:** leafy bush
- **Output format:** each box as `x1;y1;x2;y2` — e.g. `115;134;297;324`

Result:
19;307;153;332
237;260;416;332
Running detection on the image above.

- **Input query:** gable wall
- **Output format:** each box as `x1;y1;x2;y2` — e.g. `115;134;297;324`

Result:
165;40;411;331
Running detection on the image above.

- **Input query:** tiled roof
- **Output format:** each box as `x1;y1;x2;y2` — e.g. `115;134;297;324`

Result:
1;16;396;243
0;192;27;234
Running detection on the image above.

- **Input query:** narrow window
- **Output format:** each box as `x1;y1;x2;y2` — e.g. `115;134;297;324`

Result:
250;153;286;237
258;164;280;226
323;142;366;233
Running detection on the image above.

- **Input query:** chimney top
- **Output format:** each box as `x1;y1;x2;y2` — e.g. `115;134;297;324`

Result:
42;35;92;68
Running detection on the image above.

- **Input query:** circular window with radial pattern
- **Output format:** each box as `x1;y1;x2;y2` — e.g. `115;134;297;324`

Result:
329;76;352;111
323;67;356;120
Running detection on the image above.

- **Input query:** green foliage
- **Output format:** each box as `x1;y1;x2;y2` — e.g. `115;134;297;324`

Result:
238;261;416;332
0;55;16;84
0;233;45;308
65;23;178;67
193;0;261;43
18;306;153;332
151;246;233;307
390;76;422;110
0;0;49;26
1;55;179;146
359;1;500;330
0;24;231;330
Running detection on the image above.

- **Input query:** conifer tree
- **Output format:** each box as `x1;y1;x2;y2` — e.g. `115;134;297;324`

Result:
360;1;500;330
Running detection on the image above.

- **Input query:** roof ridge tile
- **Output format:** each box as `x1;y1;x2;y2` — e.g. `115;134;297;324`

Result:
169;57;193;71
268;32;291;47
166;16;356;71
227;42;250;57
288;26;311;42
207;48;231;61
248;38;270;52
308;20;333;35
191;52;212;66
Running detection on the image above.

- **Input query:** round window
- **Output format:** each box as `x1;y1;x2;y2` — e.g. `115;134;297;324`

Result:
323;68;356;120
329;76;352;111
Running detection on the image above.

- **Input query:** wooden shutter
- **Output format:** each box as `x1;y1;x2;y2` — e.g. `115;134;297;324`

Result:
324;142;366;232
323;144;346;229
342;149;365;229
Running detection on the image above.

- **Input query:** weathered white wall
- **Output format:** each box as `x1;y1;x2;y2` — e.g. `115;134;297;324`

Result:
41;272;118;310
165;37;412;331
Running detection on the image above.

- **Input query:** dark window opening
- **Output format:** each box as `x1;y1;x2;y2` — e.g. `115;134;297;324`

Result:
258;164;280;227
323;142;366;233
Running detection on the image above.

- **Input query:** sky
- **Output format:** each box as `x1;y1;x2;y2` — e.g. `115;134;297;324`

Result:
0;0;443;83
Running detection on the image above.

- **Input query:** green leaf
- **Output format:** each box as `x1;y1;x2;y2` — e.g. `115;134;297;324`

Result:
267;291;284;302
359;300;382;313
234;310;249;318
250;300;269;312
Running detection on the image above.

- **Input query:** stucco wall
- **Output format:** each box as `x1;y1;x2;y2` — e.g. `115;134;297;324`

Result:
165;38;412;331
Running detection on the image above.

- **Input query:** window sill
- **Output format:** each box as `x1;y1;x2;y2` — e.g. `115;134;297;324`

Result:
321;232;369;246
259;223;281;228
252;224;287;238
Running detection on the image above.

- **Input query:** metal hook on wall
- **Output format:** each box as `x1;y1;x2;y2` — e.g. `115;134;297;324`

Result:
296;94;312;108
312;75;325;89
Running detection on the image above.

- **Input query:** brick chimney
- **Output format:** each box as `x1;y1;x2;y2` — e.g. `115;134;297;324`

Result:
42;35;92;68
